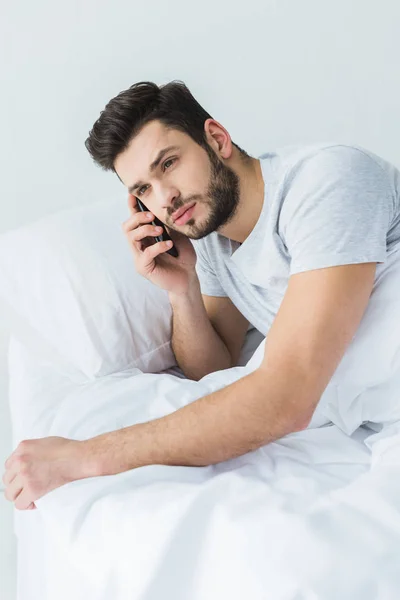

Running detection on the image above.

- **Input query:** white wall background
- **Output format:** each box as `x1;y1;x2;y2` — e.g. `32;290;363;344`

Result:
1;0;400;597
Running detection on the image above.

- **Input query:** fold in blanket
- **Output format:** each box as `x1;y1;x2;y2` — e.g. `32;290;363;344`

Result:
31;357;400;600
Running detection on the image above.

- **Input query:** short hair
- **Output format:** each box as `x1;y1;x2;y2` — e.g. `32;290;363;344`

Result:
84;80;251;172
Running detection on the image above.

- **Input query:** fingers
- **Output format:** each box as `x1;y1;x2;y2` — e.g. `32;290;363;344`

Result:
142;240;174;265
122;211;154;251
129;224;163;244
4;476;22;502
122;197;173;267
122;211;154;234
127;193;138;215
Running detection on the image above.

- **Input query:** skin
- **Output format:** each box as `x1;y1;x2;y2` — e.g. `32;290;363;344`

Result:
113;118;265;244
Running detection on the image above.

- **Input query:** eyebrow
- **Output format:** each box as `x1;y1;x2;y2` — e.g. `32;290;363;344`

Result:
128;145;180;194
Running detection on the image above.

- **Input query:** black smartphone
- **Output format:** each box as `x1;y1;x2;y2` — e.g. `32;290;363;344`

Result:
135;198;179;258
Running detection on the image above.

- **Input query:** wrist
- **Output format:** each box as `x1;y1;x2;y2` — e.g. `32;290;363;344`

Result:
168;274;200;305
79;426;147;479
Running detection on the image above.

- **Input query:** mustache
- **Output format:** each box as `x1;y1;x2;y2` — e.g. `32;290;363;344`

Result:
168;194;203;219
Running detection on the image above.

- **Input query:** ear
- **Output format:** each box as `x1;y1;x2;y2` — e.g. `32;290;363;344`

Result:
204;118;233;160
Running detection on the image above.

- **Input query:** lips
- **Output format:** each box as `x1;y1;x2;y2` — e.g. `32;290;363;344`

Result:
172;202;196;223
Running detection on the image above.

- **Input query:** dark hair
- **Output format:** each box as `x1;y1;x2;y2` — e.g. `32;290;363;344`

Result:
84;80;251;172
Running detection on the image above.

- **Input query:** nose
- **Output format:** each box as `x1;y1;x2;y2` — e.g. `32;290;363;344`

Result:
157;185;180;216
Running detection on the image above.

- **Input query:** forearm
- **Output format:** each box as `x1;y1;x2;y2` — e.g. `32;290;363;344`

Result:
82;366;308;478
169;275;232;380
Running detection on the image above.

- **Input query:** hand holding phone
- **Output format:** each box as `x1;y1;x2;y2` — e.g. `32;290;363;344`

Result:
122;194;198;295
136;198;179;257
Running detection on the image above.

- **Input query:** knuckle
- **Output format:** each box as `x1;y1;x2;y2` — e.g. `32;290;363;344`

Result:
134;224;152;241
137;224;148;235
131;228;142;242
140;213;151;224
122;218;135;233
27;482;39;495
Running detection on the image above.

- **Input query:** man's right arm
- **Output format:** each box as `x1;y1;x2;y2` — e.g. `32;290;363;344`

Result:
169;274;249;381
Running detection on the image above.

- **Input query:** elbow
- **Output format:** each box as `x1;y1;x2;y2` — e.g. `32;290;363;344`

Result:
291;409;313;433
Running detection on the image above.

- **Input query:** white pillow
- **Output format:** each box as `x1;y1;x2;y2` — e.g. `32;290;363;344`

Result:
0;198;176;380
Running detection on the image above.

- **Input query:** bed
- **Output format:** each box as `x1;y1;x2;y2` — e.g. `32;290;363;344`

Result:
8;327;263;600
2;197;400;599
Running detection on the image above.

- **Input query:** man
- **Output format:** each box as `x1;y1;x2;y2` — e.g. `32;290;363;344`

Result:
3;80;400;510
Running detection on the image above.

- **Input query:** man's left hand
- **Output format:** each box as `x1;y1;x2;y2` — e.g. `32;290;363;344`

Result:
2;436;86;510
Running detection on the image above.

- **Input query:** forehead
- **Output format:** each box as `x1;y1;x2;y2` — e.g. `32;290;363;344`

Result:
114;121;188;184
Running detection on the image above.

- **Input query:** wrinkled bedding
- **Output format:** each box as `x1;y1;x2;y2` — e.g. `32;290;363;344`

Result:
7;330;399;599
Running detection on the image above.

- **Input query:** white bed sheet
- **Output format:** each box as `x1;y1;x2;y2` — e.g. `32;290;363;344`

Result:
8;327;265;600
7;327;400;599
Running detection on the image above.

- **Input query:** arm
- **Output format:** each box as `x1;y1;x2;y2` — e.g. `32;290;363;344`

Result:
169;274;250;380
82;262;376;477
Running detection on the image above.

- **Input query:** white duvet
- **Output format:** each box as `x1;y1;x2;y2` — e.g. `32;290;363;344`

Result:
8;248;400;599
6;334;397;599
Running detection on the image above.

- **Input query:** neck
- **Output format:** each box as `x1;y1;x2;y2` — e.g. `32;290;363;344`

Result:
217;155;265;244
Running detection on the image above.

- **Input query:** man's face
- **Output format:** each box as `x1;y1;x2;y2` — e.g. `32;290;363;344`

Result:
114;120;240;239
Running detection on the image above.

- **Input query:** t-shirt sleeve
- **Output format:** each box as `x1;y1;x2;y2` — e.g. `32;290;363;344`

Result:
192;240;227;297
279;146;394;275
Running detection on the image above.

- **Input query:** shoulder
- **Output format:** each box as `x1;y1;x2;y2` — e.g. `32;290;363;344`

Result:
259;143;390;200
267;144;393;223
263;142;386;178
285;144;389;186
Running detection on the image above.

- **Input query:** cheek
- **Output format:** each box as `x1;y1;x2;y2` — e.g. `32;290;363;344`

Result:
183;160;209;192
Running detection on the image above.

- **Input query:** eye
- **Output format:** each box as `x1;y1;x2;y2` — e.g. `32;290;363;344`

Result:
163;158;175;171
138;185;148;196
137;158;176;196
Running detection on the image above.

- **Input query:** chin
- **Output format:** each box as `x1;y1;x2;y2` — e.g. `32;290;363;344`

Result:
188;223;214;240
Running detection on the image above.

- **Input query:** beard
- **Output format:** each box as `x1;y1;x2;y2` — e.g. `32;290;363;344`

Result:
170;145;241;240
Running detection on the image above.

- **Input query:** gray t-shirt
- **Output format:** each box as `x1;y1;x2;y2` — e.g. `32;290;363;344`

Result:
192;143;400;336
